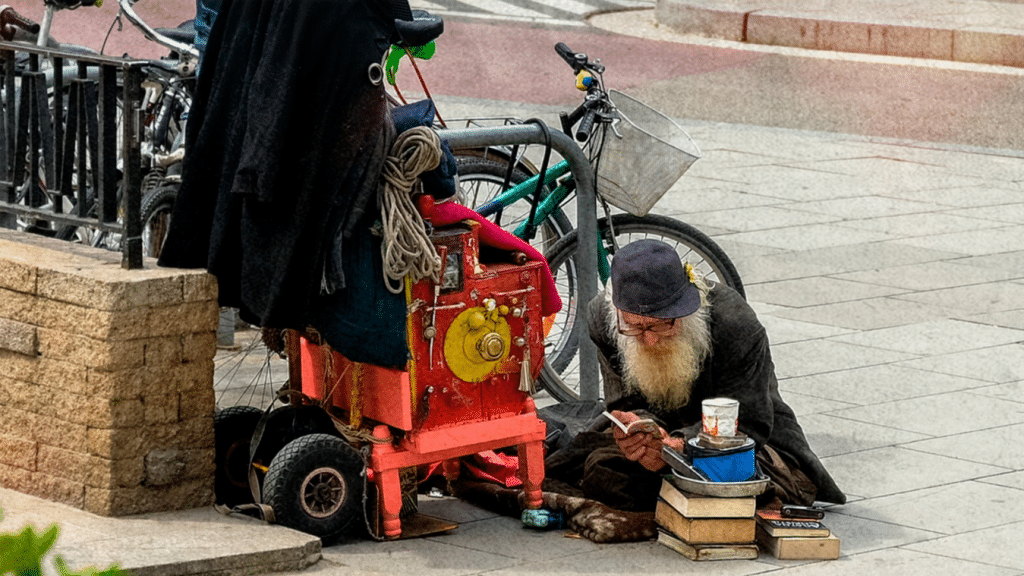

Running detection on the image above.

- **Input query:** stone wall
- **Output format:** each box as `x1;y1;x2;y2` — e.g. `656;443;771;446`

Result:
0;228;219;516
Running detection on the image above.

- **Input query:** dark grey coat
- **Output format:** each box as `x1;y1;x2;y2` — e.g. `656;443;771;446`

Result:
588;285;846;505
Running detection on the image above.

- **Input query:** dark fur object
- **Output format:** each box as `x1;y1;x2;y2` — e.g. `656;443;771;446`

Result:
451;480;656;543
260;327;286;355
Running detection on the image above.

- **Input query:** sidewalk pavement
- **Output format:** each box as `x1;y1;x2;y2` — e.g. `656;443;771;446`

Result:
3;3;1024;576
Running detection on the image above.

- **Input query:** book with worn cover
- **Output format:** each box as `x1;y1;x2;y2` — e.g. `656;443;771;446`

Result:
755;509;830;538
658;529;759;561
655;500;755;544
659;480;756;518
756;526;841;560
601;411;663;438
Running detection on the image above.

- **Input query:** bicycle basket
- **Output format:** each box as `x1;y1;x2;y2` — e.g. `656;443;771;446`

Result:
596;90;701;216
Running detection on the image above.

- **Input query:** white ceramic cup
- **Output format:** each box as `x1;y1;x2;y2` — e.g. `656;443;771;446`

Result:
701;397;739;437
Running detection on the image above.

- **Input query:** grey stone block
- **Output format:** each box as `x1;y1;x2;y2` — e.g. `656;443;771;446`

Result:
0;318;38;356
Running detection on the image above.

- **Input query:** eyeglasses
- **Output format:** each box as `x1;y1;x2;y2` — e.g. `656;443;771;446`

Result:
617;313;677;337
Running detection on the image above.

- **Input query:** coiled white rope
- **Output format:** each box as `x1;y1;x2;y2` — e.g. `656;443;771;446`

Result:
380;126;443;294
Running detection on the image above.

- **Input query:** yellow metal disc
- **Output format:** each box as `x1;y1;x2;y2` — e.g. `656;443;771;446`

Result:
444;306;512;382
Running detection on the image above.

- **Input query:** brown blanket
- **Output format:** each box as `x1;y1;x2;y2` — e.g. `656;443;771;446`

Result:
451;479;656;543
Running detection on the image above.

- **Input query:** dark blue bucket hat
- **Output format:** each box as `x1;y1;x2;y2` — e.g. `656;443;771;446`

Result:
610;239;700;319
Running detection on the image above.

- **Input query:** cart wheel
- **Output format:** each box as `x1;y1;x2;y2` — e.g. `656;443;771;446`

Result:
254;404;337;467
214;405;263;506
263;433;365;541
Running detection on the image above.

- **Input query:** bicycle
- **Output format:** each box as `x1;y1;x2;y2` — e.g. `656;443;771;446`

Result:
0;0;107;236
453;42;745;402
59;0;197;257
0;0;196;257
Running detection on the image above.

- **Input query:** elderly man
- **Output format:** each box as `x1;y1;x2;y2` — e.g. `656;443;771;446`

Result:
543;238;845;513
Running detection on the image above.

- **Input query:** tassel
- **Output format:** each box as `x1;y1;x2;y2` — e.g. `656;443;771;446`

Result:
519;347;535;394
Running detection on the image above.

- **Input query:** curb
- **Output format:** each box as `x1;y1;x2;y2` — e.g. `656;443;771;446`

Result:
0;488;322;576
655;0;1024;67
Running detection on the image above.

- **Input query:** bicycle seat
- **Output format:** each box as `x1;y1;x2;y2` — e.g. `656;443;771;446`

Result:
154;21;196;45
45;0;99;8
394;10;443;48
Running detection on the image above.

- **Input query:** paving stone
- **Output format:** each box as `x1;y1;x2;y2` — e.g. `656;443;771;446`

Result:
834;211;1004;237
685;205;840;233
741;242;961;284
319;528;520;576
759;314;855;344
956;202;1024;225
979;470;1024;491
793;413;930;457
821;447;1008;498
827;318;1024;355
969;380;1024;404
956;250;1024;274
779;363;991;405
836;481;1024;535
774;389;857;416
751;276;907;308
899;343;1024;383
762;546;1018;575
892;225;1024;256
829;390;1024;436
902;422;1024;469
891;185;1024;208
823;512;939;555
830;259;1021;291
771;296;959;330
771;339;918;379
905;521;1024;572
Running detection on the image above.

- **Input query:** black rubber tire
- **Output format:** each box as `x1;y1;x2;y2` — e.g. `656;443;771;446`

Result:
263;433;365;542
140;184;177;259
213;405;263;507
253;404;338;468
539;213;745;403
455;155;573;257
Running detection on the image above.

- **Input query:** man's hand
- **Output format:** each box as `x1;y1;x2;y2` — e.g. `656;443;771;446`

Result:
609;410;686;472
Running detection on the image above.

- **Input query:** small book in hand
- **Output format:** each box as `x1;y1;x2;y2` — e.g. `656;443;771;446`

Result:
602;411;663;438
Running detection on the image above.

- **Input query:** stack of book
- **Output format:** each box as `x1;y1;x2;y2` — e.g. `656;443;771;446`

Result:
655;477;759;561
755;509;841;560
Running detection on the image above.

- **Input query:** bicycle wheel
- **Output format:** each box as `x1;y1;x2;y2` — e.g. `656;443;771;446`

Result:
140;184;177;259
455;154;580;388
454;155;573;256
539;213;745;402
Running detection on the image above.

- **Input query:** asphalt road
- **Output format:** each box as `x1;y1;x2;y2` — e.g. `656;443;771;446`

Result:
11;0;1024;151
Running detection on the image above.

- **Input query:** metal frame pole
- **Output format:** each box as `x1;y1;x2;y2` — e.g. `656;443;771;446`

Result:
438;124;600;401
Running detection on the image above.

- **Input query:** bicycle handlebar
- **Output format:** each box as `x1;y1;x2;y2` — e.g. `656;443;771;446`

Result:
576;105;598;142
0;6;40;41
0;6;40;32
117;0;199;61
554;42;584;74
554;42;612;142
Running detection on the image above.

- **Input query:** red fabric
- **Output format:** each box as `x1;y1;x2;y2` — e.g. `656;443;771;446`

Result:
418;451;523;488
432;202;562;316
463;450;523;488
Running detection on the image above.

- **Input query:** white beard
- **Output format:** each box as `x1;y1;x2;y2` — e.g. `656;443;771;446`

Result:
609;297;712;412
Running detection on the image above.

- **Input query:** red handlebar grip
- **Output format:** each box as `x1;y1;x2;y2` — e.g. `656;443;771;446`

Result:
0;6;41;34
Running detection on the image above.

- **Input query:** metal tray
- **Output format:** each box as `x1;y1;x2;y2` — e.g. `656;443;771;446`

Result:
662;446;769;498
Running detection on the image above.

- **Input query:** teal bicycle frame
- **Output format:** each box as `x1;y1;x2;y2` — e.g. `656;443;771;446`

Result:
472;158;613;283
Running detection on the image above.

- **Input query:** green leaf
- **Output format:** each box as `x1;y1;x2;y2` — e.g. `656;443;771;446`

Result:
33;526;59;558
0;510;127;576
55;555;128;576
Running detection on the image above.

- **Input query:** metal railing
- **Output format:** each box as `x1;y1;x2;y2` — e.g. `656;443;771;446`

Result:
0;41;146;269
